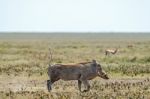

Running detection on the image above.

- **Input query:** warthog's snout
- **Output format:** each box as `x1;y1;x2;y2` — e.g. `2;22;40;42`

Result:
98;71;109;79
102;74;109;79
96;64;109;80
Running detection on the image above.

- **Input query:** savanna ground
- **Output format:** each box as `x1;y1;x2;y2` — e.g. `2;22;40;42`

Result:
0;33;150;99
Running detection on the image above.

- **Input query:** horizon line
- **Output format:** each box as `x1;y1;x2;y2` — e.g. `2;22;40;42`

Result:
0;31;150;34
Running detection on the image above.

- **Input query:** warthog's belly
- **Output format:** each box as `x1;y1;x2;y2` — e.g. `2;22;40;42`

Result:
60;75;80;81
60;71;81;80
87;73;97;80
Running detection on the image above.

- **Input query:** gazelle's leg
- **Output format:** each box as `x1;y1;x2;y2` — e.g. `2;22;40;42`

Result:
78;80;82;92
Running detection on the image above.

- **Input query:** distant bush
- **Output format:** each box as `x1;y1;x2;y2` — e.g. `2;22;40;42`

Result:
141;56;150;63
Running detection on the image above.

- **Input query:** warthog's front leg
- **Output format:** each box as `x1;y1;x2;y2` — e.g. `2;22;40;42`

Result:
47;80;52;92
78;80;82;92
82;80;90;92
79;75;90;92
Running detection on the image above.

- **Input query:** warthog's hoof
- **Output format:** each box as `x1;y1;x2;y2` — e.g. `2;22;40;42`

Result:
48;87;51;92
48;89;51;92
82;90;89;93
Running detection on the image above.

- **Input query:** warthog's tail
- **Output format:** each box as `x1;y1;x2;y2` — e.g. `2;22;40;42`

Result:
47;48;53;92
48;48;53;65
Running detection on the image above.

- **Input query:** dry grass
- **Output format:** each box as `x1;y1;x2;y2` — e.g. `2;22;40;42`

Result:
0;33;150;98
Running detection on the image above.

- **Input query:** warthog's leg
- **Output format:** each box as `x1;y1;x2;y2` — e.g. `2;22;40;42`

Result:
79;75;90;92
47;80;52;92
78;80;82;92
47;77;59;92
82;80;90;92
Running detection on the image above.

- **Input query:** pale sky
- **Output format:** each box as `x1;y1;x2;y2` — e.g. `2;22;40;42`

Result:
0;0;150;32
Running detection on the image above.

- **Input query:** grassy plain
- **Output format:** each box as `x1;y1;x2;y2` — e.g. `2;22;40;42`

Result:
0;33;150;99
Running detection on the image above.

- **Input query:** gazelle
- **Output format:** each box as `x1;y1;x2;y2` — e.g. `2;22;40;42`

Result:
105;48;118;56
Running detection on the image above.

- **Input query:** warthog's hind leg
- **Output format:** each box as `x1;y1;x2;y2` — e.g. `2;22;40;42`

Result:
47;80;52;92
47;77;59;92
78;80;82;92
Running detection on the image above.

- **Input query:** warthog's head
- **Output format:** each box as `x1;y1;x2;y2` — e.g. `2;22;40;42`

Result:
97;64;109;79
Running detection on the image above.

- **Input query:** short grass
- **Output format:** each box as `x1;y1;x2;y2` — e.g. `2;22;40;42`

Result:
0;33;150;99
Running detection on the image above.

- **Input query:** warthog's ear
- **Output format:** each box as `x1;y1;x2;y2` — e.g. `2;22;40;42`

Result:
92;60;97;64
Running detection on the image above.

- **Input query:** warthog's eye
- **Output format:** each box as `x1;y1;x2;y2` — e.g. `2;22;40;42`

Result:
97;64;100;67
97;64;102;70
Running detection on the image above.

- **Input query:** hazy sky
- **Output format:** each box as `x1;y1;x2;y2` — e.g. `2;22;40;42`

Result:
0;0;150;32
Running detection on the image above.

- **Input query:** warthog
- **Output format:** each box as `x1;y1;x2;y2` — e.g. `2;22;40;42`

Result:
47;60;109;92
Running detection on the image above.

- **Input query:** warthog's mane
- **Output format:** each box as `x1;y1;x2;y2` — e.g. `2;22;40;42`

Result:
52;61;93;67
78;61;92;65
